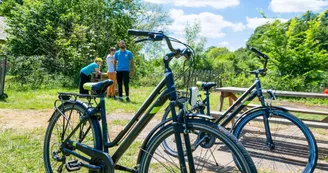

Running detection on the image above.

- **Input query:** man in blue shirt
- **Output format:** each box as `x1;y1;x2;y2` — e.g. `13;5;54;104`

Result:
79;58;102;94
114;40;134;102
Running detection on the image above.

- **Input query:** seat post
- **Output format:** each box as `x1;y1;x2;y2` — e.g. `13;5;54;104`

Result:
99;93;109;152
205;88;210;116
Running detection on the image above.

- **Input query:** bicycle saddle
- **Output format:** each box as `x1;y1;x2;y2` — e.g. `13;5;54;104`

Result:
83;80;113;95
201;82;217;90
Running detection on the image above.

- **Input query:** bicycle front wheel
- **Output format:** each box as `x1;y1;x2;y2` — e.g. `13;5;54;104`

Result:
233;109;317;173
139;120;257;173
43;102;102;173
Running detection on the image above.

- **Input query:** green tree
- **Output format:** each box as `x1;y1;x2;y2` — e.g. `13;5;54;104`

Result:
247;10;328;91
3;0;170;88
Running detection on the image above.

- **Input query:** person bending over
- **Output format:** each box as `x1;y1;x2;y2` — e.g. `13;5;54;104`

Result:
79;58;102;94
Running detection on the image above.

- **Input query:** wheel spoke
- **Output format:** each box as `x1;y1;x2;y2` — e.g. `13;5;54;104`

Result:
44;104;100;173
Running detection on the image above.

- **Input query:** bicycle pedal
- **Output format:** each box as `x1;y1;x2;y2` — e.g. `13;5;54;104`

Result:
65;160;81;172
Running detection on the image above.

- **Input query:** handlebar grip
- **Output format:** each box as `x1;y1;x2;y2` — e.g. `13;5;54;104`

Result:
250;47;263;56
250;47;268;59
128;29;150;36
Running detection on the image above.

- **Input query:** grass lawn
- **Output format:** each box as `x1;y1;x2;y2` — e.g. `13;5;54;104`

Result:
0;128;45;172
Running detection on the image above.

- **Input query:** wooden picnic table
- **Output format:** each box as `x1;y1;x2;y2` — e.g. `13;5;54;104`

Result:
214;87;328;123
216;87;328;99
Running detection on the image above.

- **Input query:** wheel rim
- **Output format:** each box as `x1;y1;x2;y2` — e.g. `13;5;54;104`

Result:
44;106;98;173
234;110;316;173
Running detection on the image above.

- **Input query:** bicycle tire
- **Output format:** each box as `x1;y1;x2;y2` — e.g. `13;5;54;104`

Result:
43;102;102;173
139;119;257;173
233;109;318;173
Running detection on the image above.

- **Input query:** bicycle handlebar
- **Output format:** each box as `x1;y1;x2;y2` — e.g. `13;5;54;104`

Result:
249;47;269;76
127;29;150;37
250;47;269;59
128;29;193;60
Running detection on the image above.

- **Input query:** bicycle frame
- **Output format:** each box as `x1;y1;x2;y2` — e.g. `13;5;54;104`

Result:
213;79;262;126
210;72;274;146
61;52;193;172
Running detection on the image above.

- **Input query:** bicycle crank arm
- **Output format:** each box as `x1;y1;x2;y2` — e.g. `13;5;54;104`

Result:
64;140;115;173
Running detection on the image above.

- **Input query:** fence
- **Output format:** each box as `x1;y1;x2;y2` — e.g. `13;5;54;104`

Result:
183;69;221;89
0;55;7;98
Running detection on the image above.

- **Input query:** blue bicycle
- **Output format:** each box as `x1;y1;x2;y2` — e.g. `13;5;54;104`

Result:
161;48;318;173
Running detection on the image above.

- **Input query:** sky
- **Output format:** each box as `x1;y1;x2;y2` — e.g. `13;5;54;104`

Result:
143;0;328;51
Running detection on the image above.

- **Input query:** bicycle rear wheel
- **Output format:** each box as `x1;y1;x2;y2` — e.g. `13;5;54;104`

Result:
139;119;257;173
43;102;102;173
233;109;317;173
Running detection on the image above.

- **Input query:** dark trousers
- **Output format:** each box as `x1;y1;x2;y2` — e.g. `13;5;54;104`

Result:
79;72;90;94
116;71;130;97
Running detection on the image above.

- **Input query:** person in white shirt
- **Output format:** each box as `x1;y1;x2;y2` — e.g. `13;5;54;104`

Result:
106;47;117;99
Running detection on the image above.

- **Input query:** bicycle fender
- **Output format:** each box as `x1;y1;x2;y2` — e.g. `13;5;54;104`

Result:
232;106;289;131
185;113;215;120
48;100;88;122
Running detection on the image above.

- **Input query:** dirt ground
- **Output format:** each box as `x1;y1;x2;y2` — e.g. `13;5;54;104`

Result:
0;108;160;139
0;108;53;129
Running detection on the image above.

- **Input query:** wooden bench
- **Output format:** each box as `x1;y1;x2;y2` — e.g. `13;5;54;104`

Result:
91;72;109;82
91;72;118;93
214;87;328;123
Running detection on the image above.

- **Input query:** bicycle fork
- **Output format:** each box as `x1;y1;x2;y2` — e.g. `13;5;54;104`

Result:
170;101;196;173
261;104;275;150
257;79;275;150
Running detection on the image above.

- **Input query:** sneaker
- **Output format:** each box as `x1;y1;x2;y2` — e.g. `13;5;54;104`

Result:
126;97;130;102
118;97;123;102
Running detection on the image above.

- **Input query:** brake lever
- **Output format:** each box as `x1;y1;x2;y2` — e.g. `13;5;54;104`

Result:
267;89;276;100
174;48;182;58
183;49;192;60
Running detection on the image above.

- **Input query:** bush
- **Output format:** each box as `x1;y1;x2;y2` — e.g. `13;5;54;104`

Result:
9;55;47;89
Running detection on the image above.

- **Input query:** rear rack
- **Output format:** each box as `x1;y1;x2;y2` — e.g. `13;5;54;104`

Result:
53;92;100;120
56;92;100;106
58;92;99;101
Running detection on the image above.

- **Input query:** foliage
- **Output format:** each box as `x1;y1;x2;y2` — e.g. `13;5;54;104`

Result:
0;0;22;17
1;0;170;89
10;55;47;89
246;10;328;91
202;10;328;92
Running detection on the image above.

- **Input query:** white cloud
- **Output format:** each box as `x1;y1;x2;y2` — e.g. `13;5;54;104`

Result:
168;9;246;39
218;41;230;47
269;0;328;13
144;0;240;9
246;17;288;29
216;41;243;51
